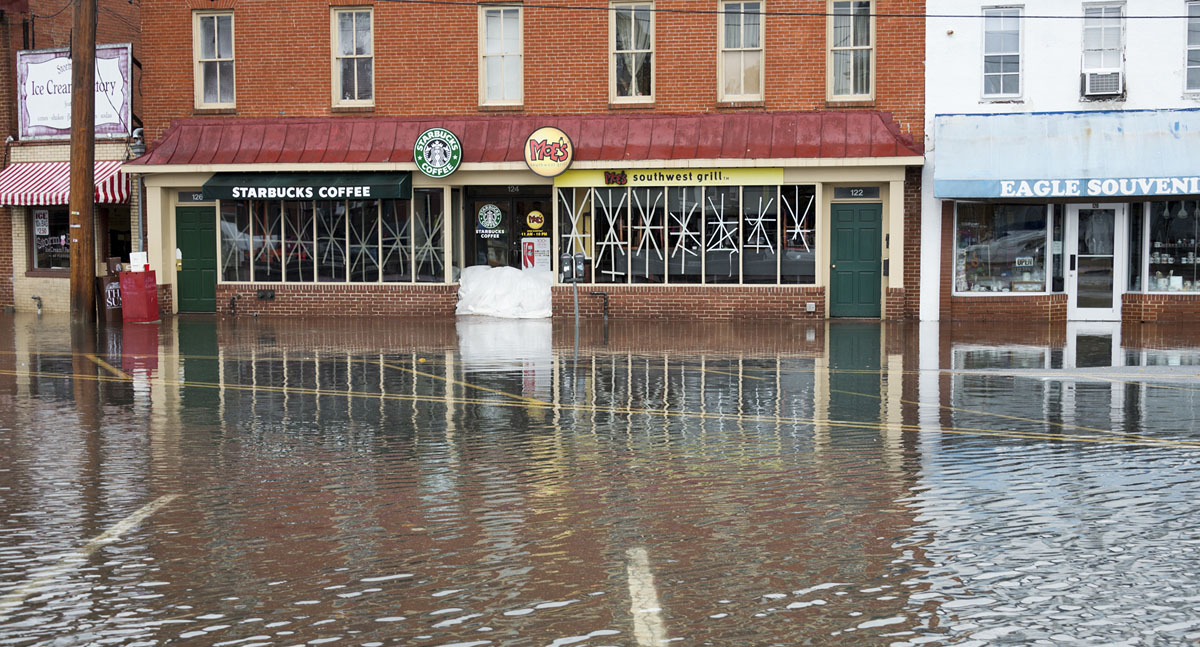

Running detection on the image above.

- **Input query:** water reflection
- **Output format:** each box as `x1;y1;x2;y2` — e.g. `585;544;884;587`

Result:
1;314;1199;645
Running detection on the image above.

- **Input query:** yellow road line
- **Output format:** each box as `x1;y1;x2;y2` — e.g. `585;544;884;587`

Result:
377;360;549;406
84;353;130;380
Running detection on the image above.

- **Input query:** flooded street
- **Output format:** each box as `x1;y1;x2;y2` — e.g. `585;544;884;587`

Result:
2;314;1200;646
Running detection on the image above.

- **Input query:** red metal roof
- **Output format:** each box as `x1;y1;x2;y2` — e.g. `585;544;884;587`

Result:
128;112;921;167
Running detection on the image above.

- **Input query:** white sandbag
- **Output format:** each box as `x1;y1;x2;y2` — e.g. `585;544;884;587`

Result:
455;265;553;318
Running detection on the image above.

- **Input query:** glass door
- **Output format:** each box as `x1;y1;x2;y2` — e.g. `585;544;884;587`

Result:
1066;204;1126;321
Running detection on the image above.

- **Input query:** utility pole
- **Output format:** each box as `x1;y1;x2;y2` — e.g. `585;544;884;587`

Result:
68;0;97;323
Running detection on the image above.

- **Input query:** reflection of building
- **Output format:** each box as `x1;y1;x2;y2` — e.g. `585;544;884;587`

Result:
922;2;1200;322
0;3;141;313
128;1;924;320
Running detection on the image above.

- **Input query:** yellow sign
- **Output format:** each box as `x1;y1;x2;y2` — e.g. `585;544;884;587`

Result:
526;210;546;230
555;168;784;188
524;126;573;178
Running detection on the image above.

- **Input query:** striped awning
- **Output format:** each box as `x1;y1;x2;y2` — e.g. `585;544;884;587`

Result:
0;160;129;206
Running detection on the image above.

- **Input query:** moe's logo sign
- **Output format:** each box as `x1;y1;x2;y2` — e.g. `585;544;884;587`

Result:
524;126;573;178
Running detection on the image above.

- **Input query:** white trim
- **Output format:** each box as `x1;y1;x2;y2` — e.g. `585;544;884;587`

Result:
717;0;765;103
827;0;875;102
478;5;524;107
193;10;235;109
980;5;1023;100
331;7;375;108
610;1;656;103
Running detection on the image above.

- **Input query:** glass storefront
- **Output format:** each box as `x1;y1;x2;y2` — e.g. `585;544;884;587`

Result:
1145;200;1200;292
557;184;817;285
954;203;1049;293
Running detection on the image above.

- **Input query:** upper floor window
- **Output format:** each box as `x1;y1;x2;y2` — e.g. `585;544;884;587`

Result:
480;6;522;105
720;1;763;101
611;2;654;102
828;0;872;100
1187;1;1200;91
332;8;374;106
194;11;234;108
982;7;1021;98
1081;3;1124;97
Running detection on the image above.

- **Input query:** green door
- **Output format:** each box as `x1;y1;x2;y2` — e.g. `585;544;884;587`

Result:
176;206;217;313
829;203;882;318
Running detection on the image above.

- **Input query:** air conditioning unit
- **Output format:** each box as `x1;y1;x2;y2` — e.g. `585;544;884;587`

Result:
1084;69;1123;96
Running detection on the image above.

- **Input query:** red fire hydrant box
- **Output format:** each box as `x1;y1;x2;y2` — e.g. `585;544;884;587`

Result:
119;270;160;323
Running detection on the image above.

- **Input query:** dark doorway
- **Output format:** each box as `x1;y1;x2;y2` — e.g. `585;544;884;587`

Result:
464;186;553;269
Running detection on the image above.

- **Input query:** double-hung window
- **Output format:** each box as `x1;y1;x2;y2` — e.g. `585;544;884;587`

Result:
982;7;1021;98
828;0;873;100
612;3;654;102
1081;3;1124;97
480;6;522;105
720;1;763;101
194;11;234;108
332;7;374;106
1187;2;1200;92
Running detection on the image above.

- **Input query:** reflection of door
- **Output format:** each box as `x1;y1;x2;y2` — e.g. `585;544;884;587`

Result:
829;203;882;317
827;322;882;425
1067;204;1126;321
176;206;217;313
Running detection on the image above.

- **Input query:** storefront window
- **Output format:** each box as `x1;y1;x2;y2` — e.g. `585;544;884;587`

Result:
705;186;739;283
414;189;444;282
283;201;315;282
1146;200;1200;291
252;201;284;282
31;208;70;270
667;186;702;283
220;201;251;281
348;200;378;282
630;187;665;283
316;200;346;283
594;187;628;283
742;186;778;283
781;185;817;284
1128;202;1143;291
955;203;1048;293
382;199;412;282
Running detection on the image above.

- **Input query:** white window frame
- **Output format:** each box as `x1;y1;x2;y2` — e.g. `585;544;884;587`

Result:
479;6;523;106
1186;1;1200;93
981;6;1022;99
331;7;374;107
193;11;235;109
610;2;655;103
718;1;764;102
1080;2;1125;97
827;0;874;101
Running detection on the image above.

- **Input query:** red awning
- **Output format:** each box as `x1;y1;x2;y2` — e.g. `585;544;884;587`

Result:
127;112;922;167
0;160;130;206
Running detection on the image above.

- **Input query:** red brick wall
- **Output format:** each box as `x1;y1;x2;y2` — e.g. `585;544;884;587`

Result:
902;165;921;318
0;207;11;307
1122;293;1200;323
215;283;459;317
552;284;826;320
139;0;925;144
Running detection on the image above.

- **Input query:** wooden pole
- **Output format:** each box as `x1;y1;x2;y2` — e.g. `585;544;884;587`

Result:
68;0;97;323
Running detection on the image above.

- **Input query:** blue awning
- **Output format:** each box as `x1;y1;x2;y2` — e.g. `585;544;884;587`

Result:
934;108;1200;199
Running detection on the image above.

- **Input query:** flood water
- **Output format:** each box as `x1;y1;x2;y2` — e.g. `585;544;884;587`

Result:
2;313;1200;646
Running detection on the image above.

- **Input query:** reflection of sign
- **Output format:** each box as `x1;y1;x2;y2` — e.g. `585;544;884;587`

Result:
476;203;504;239
524;126;573;177
557;168;783;188
521;237;551;270
17;43;132;140
526;210;545;230
33;209;49;236
414;128;462;178
1014;256;1035;267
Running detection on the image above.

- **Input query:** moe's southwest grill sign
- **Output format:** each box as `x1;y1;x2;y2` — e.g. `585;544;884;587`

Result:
524;127;573;177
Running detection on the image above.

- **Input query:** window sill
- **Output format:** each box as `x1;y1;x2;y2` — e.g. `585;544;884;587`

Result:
608;100;655;110
25;269;69;278
981;97;1024;104
717;99;766;109
825;99;875;109
331;105;375;113
478;104;524;113
193;107;237;115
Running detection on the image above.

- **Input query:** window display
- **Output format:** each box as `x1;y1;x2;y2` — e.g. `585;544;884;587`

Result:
32;208;70;270
1146;200;1200;291
955;204;1048;293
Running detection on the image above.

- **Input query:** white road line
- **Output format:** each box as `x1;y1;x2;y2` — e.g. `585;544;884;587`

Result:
0;494;180;621
627;546;668;646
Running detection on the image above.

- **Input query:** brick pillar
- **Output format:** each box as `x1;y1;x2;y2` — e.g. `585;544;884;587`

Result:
939;200;955;322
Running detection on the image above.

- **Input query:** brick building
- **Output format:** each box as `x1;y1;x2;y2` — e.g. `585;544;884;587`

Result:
0;0;141;314
128;0;924;320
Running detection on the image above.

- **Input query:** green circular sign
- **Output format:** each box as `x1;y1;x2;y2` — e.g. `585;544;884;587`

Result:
478;203;503;229
414;128;462;178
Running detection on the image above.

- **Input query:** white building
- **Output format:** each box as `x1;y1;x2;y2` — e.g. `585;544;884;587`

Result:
921;1;1200;323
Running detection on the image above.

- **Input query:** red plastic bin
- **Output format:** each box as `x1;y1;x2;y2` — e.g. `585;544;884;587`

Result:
119;270;160;323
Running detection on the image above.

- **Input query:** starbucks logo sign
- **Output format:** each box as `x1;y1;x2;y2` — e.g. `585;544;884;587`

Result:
414;128;462;178
478;204;503;229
